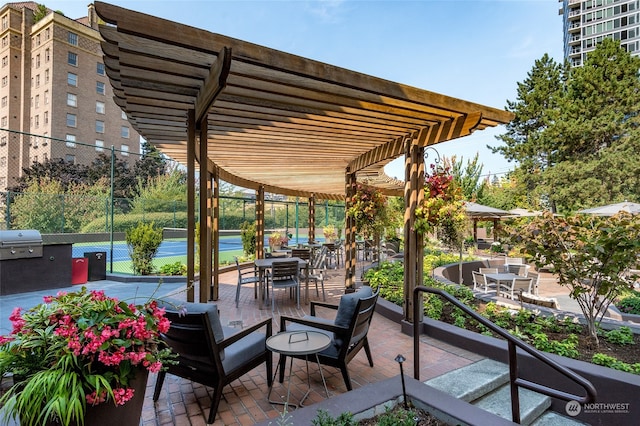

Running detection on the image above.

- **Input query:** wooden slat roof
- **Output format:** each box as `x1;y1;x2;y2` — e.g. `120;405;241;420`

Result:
95;2;513;200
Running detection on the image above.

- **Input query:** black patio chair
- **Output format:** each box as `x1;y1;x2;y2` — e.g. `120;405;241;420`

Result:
279;287;378;391
153;302;272;424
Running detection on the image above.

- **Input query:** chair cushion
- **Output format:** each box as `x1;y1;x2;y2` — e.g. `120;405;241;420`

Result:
334;286;373;329
158;299;226;360
221;326;267;373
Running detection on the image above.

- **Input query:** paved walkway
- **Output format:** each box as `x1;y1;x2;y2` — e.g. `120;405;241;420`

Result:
0;264;483;426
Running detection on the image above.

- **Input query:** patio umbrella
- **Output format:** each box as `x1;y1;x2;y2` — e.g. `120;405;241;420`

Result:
464;202;511;243
577;201;640;216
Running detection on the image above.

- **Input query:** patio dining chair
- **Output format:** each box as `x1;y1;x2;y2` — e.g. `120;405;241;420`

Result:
507;264;529;276
300;245;328;301
267;260;301;311
479;267;499;274
234;257;261;308
527;271;540;296
291;248;311;261
472;270;496;293
500;277;533;300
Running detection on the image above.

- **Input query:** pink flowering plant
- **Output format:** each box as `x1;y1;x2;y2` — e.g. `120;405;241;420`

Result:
0;286;176;426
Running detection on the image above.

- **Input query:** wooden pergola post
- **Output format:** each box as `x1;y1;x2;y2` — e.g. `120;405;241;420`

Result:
186;110;196;302
308;195;315;243
345;168;357;290
403;135;425;323
211;164;219;301
198;120;212;303
256;186;265;259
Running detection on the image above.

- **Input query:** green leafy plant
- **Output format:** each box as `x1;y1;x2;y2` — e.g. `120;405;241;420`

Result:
311;409;356;426
0;287;176;426
592;353;640;374
125;222;163;275
158;261;186;276
601;326;635;346
240;221;256;256
616;294;640;315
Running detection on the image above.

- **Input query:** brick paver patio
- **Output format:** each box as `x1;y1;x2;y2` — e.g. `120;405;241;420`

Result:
143;263;484;425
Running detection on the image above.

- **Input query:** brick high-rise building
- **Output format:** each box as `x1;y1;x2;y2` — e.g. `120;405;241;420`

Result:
0;2;140;190
560;0;640;67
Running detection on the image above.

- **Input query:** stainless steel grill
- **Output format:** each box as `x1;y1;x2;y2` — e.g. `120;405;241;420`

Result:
0;229;43;260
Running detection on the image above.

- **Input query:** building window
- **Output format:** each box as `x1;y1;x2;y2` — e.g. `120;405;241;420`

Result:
35;95;39;108
66;113;76;127
44;69;49;83
121;144;129;156
1;96;6;107
2;36;8;47
1;76;7;87
95;139;104;151
96;81;105;95
121;126;130;138
35;54;40;68
97;62;105;75
44;111;48;124
1;116;7;127
45;48;50;62
35;74;40;87
67;93;77;107
68;32;78;46
1;56;6;67
67;52;77;67
34;115;39;128
36;34;40;46
0;156;5;166
0;137;6;147
96;120;105;133
45;28;50;39
44;90;48;105
65;154;75;163
65;134;76;148
67;72;77;86
96;101;105;114
1;16;7;31
121;110;127;120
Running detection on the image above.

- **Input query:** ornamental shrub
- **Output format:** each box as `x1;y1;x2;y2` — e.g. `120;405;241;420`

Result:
125;222;163;275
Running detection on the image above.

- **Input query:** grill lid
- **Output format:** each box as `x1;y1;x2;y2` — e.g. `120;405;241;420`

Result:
0;229;43;247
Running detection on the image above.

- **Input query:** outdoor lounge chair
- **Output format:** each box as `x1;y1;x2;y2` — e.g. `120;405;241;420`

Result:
279;286;379;391
153;302;272;424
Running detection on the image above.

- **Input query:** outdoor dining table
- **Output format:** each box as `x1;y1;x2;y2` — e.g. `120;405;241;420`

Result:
484;272;527;285
254;257;309;309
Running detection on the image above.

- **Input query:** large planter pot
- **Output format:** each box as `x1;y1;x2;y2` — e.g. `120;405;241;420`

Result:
82;369;148;426
36;369;149;426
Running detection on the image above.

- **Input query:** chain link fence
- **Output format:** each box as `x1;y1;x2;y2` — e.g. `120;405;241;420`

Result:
0;129;345;274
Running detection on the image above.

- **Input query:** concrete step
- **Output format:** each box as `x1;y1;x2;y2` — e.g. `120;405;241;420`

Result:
424;358;509;402
530;411;590;426
473;383;551;425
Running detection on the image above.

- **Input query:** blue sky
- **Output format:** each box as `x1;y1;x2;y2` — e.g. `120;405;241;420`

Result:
47;0;563;180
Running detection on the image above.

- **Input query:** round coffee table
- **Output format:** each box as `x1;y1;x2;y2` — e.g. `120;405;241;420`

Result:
266;330;331;409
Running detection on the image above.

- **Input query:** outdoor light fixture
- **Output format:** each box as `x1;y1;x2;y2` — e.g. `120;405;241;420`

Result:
394;354;408;409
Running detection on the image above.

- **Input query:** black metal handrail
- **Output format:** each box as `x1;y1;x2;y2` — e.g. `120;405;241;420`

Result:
413;286;597;424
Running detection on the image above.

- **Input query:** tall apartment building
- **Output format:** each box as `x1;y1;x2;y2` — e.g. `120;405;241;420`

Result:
560;0;640;67
0;2;140;191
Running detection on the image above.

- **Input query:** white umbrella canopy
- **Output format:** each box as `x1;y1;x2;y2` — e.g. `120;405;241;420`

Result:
464;202;511;219
508;208;545;217
577;201;640;216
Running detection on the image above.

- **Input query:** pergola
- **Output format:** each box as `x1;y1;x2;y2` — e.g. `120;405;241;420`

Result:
95;2;513;318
